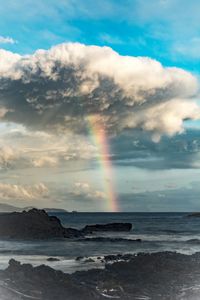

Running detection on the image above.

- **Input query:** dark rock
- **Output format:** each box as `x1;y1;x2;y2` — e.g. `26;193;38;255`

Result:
1;259;98;300
82;222;132;233
63;227;83;238
47;257;60;262
7;259;21;271
75;256;84;261
75;256;95;263
84;258;95;263
0;209;83;239
187;212;200;217
3;252;200;299
103;253;133;262
104;254;118;262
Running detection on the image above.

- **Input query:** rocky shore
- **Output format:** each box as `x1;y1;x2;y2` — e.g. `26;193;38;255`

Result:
1;252;200;299
1;209;200;299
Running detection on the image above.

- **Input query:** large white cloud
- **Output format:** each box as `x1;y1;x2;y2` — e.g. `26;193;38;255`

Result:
0;127;97;170
74;181;106;200
0;43;199;139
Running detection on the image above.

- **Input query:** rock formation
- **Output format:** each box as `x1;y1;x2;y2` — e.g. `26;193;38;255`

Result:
0;209;82;239
0;209;133;240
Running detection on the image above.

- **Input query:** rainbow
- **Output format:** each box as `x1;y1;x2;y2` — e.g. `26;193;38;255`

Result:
87;114;119;212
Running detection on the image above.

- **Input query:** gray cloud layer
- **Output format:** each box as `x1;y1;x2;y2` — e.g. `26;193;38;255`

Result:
111;129;200;169
0;43;199;140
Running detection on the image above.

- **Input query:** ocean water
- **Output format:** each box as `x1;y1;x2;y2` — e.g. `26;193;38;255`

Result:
0;212;200;273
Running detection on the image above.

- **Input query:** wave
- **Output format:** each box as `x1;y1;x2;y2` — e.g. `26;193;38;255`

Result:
186;239;200;244
125;234;200;243
156;229;189;234
77;237;142;243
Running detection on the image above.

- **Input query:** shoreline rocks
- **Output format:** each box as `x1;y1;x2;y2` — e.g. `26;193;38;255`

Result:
2;252;200;299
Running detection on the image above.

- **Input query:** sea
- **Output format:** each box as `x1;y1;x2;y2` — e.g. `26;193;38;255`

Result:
0;212;200;273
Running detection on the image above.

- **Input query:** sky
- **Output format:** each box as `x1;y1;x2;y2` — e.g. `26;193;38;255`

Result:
0;0;200;211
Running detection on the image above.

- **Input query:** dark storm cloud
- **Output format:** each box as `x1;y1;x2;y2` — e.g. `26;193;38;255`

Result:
110;129;200;169
0;43;199;139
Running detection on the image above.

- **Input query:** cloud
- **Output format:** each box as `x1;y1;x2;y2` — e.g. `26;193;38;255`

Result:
74;181;106;200
0;36;16;44
1;124;200;172
172;37;200;60
99;33;124;45
0;183;48;200
75;182;90;189
0;145;24;170
111;129;200;169
32;156;58;167
0;43;199;140
0;126;98;171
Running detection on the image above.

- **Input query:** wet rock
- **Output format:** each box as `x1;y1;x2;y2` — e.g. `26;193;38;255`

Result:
103;253;133;262
3;252;200;299
84;258;95;263
63;227;83;238
47;257;60;262
82;222;132;233
3;259;97;300
75;256;84;261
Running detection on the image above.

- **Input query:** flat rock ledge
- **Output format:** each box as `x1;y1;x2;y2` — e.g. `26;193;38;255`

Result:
82;222;132;233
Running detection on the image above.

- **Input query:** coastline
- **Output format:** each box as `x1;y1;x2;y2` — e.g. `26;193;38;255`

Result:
0;211;200;298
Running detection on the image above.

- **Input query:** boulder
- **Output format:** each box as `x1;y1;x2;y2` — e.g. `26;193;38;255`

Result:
47;257;60;262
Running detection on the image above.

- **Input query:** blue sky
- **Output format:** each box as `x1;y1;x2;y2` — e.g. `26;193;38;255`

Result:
1;0;200;211
1;0;200;72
